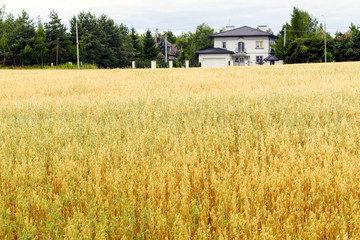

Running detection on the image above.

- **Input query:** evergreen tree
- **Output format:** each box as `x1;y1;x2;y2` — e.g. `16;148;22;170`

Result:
118;23;134;67
34;20;48;66
142;30;158;60
97;14;119;67
344;25;360;61
11;10;36;65
70;12;134;68
0;6;10;65
130;27;142;60
73;12;103;65
45;10;70;65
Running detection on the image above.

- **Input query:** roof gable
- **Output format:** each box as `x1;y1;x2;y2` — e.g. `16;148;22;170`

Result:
210;26;277;39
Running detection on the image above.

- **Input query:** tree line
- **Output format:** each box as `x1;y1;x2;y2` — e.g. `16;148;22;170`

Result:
0;6;217;68
0;7;170;68
275;7;360;63
1;6;360;68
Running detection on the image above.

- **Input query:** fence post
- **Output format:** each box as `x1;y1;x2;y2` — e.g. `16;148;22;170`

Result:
151;61;156;69
132;61;136;69
185;60;189;68
169;61;173;68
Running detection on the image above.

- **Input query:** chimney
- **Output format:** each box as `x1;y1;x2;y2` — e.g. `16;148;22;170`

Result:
257;25;267;32
225;26;235;31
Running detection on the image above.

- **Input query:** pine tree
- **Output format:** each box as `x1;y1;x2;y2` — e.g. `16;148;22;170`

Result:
45;10;70;65
34;20;48;66
0;6;10;65
130;27;142;60
142;30;158;60
11;10;36;65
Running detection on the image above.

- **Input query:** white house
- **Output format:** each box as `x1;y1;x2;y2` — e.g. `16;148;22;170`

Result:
197;25;281;67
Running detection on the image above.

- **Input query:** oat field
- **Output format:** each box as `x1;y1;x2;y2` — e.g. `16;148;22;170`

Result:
1;63;360;239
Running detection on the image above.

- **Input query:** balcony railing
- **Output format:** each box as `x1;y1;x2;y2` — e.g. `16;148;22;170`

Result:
235;47;247;53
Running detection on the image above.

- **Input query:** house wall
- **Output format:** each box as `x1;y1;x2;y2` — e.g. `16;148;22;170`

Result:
214;37;275;65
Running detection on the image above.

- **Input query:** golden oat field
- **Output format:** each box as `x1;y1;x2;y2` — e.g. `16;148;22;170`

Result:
1;63;360;239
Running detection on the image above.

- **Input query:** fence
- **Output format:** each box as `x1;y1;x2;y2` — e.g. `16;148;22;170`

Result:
134;61;152;69
133;60;195;69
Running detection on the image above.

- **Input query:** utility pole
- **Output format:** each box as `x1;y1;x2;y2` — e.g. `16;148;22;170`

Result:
165;34;168;63
322;15;327;63
76;20;80;69
284;28;286;48
56;38;59;68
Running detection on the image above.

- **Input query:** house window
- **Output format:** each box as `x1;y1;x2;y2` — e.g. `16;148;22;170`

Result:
256;41;264;48
256;56;263;64
222;42;226;49
238;42;245;52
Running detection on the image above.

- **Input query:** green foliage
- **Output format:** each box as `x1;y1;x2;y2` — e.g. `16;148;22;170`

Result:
163;31;177;44
157;37;170;58
0;6;10;65
34;20;48;66
156;30;177;45
0;62;97;69
275;7;360;64
69;13;134;68
289;7;318;38
0;6;136;68
3;4;360;68
175;23;214;65
332;24;360;62
45;10;71;65
10;10;36;65
142;30;159;60
275;7;328;63
130;27;143;60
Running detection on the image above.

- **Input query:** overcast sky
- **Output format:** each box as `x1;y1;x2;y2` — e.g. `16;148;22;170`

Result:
1;0;359;35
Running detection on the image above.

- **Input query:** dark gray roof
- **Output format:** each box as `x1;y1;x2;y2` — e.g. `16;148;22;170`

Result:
264;55;279;61
210;26;277;39
196;48;234;55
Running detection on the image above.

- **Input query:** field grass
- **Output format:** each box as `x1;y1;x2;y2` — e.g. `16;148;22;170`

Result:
1;63;360;239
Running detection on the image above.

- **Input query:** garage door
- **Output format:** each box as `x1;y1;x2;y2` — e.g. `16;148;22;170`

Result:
202;58;227;68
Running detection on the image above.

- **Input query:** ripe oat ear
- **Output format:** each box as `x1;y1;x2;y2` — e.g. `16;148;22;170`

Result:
0;63;359;239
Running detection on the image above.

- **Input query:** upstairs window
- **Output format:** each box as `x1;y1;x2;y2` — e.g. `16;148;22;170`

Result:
238;42;245;52
222;42;227;49
256;41;264;48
